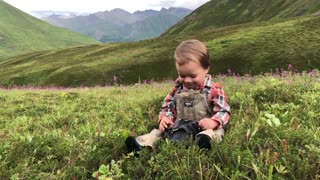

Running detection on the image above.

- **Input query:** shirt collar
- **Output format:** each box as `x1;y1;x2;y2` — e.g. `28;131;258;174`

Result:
203;74;213;88
177;74;212;90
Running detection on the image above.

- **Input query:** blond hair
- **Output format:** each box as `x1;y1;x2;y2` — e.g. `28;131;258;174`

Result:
174;39;210;69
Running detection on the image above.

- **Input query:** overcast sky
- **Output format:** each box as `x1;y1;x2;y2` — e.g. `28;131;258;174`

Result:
3;0;210;13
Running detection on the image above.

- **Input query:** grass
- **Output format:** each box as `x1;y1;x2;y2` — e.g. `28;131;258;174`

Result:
0;70;319;179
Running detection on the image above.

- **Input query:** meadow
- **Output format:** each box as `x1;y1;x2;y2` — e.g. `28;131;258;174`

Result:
0;68;319;179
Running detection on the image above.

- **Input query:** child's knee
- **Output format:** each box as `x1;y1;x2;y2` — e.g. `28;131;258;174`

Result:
196;128;224;143
135;129;162;147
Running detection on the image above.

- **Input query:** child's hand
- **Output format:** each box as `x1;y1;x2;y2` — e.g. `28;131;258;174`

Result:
199;118;219;130
159;116;174;132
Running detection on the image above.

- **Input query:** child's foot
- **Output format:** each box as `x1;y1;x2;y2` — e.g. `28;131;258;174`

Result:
125;136;142;156
196;134;211;150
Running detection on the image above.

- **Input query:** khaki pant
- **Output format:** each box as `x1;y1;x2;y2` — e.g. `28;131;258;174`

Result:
135;128;224;148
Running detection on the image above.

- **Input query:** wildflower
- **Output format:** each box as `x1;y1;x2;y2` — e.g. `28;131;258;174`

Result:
272;152;278;163
282;139;287;155
245;74;251;81
310;69;319;77
265;148;270;165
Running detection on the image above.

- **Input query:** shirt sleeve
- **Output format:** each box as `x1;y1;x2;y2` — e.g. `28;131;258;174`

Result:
209;84;231;128
159;83;180;123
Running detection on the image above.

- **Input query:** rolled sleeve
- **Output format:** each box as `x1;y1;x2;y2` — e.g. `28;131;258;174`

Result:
210;84;230;128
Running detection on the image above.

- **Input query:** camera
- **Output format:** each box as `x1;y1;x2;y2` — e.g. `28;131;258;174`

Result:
163;119;201;142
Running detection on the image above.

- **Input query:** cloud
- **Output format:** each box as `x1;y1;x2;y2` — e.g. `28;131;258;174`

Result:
149;0;209;10
149;0;176;8
3;0;210;13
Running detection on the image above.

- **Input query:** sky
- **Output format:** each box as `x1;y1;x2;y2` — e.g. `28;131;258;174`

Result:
3;0;210;14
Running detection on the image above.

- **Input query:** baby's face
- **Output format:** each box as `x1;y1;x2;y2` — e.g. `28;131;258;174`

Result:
176;60;209;90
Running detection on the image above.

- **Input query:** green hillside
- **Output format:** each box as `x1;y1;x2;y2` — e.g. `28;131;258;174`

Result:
163;0;320;36
0;0;319;87
0;0;99;60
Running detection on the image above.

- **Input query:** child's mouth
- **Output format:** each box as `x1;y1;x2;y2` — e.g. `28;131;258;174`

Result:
184;84;196;89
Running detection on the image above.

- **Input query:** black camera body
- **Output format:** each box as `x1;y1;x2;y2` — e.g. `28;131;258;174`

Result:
163;119;201;142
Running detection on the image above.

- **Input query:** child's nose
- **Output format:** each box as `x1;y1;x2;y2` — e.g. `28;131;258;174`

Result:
183;77;193;83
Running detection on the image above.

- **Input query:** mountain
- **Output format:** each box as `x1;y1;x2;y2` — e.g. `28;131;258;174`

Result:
163;0;320;36
0;0;99;60
0;0;319;87
43;8;192;42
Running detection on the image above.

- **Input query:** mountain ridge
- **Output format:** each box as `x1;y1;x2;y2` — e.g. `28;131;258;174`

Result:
43;7;192;42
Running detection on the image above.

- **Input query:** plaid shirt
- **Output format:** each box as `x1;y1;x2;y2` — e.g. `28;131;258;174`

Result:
160;74;230;128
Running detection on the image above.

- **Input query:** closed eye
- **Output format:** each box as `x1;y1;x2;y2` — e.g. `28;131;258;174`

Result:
179;74;196;79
